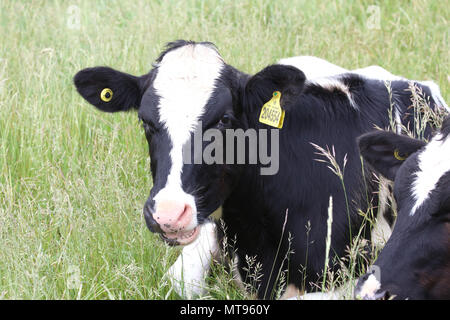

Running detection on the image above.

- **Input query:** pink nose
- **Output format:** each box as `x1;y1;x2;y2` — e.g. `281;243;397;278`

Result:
153;200;193;233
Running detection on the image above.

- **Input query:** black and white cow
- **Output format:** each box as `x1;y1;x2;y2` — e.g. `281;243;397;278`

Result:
73;40;447;299
355;117;450;300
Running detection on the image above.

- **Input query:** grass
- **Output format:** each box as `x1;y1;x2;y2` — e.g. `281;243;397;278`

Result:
0;0;448;299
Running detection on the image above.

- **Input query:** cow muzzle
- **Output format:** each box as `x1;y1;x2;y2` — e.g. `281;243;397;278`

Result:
144;199;200;246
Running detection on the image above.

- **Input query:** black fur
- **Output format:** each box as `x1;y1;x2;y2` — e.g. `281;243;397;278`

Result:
440;116;450;140
244;64;306;113
358;131;427;180
73;66;148;112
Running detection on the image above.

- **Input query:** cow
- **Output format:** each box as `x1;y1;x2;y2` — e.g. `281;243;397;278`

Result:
163;57;431;299
355;116;450;300
73;40;447;299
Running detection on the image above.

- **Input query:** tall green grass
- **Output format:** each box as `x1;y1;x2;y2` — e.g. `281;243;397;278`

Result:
0;0;448;299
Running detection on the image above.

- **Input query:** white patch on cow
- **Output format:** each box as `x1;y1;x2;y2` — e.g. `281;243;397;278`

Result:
371;177;394;245
287;279;356;300
411;133;450;216
152;43;224;226
277;56;348;79
357;274;381;299
165;221;219;298
309;77;357;108
353;65;403;81
278;56;448;112
279;56;448;108
419;80;449;111
278;56;356;108
278;56;402;82
292;291;341;300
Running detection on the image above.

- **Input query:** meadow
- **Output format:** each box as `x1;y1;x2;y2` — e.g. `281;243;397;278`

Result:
0;0;448;299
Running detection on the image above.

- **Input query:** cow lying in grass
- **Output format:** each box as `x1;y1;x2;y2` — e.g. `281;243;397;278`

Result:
355;116;450;300
165;53;448;299
73;40;447;299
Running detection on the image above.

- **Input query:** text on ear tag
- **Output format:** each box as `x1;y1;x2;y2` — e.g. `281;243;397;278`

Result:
100;88;113;102
259;91;285;128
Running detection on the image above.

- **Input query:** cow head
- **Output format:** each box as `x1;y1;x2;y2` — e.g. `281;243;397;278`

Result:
74;40;305;245
355;117;450;299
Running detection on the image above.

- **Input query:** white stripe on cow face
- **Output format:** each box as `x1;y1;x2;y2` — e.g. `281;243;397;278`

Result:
411;133;450;216
152;43;224;227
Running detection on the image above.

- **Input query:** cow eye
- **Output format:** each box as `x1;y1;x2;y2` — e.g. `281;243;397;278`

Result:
219;114;231;126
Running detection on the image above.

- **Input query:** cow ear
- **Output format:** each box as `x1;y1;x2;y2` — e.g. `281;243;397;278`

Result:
358;131;426;180
244;64;305;111
73;67;148;112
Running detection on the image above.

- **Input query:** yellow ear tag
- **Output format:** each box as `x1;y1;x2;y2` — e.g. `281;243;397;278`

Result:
259;91;285;128
394;149;407;161
100;88;113;102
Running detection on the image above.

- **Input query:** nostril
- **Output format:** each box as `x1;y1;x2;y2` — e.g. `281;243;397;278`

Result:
174;204;193;227
177;204;189;222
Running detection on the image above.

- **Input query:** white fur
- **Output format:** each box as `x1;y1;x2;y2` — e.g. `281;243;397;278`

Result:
419;80;449;110
277;56;348;79
356;274;381;299
165;221;219;298
371;177;394;245
277;58;403;109
152;43;224;229
411;133;450;216
278;57;448;113
286;280;356;300
353;65;402;81
278;56;356;107
309;76;357;108
293;291;341;300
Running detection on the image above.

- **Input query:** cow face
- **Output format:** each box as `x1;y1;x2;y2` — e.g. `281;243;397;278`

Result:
73;40;305;245
355;117;450;299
